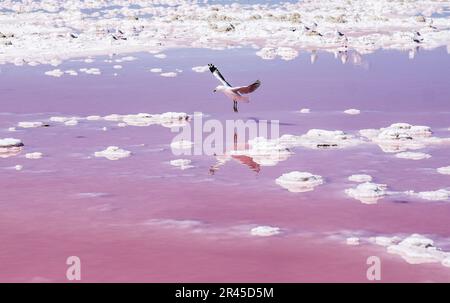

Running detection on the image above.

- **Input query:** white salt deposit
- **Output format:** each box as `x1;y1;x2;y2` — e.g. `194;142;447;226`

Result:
0;138;23;148
18;121;47;128
360;123;448;153
375;234;450;266
344;109;361;115
250;226;281;237
160;72;177;77
346;237;360;246
348;174;373;183
44;69;63;77
395;151;431;160
299;108;311;114
113;65;122;69
2;1;450;66
64;119;79;126
150;68;162;73
345;182;387;204
154;54;167;59
25;152;43;159
192;65;209;73
94;146;131;160
15;165;23;171
407;189;450;201
437;166;450;175
276;171;324;193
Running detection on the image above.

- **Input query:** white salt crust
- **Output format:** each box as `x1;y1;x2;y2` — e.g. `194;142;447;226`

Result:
346;237;360;246
192;65;209;73
94;146;131;160
299;108;311;114
395;151;431;160
437;166;450;175
371;234;450;267
170;159;193;170
250;226;281;237
276;171;324;193
343;109;361;115
1;1;450;66
25;152;43;159
345;182;387;204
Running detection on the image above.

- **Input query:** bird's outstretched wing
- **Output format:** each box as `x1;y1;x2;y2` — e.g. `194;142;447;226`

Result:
231;80;261;94
208;64;232;87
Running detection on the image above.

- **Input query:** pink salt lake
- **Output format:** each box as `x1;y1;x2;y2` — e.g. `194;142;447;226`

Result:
1;48;450;282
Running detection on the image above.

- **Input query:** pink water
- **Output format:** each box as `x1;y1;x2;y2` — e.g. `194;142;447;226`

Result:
1;48;450;282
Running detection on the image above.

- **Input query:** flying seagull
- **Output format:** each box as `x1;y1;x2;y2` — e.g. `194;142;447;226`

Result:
208;64;261;113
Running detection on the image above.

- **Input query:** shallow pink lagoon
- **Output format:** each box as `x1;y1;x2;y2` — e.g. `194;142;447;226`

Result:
1;48;450;282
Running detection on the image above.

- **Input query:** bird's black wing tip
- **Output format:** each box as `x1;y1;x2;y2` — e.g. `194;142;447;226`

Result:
208;64;217;73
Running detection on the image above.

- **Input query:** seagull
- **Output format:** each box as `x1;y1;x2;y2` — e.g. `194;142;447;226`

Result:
208;64;261;113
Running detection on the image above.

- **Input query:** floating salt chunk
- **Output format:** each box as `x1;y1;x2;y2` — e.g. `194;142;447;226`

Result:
276;47;298;61
370;236;402;247
344;108;361;115
65;70;78;76
160;72;177;77
299;108;311;113
346;237;360;246
276;171;324;193
0;138;23;148
256;47;277;60
170;159;193;170
102;127;108;131
395;151;431;160
25;152;43;159
150;68;162;73
94;146;131;160
345;182;387;204
385;234;450;265
103;114;123;121
84;58;94;63
437;166;450;175
285;129;361;149
44;69;63;77
359;123;443;153
86;115;101;121
50;116;73;123
442;258;450;268
64;119;78;126
192;65;209;73
15;165;23;171
113;65;122;69
83;68;101;75
154;53;167;59
348;174;373;182
117;123;127;127
120;56;137;61
409;189;450;201
170;140;193;150
18;121;48;128
250;226;281;237
8;127;16;132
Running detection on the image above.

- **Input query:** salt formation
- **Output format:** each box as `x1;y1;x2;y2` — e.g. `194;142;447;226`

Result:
372;234;450;266
1;1;450;66
150;68;162;73
276;171;324;193
299;108;311;114
119;112;189;128
160;72;177;77
348;174;373;183
437;166;450;175
346;237;360;246
344;109;361;115
250;226;281;237
345;182;387;204
406;189;450;201
94;146;131;160
0;138;24;158
192;65;209;73
18;121;48;128
44;69;64;77
280;129;361;150
360;123;448;153
25;152;43;159
15;165;23;171
395;151;431;160
170;159;193;170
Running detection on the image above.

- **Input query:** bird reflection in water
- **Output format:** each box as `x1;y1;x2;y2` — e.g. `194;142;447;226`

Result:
209;132;261;175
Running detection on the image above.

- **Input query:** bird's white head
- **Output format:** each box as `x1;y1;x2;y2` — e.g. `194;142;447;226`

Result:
213;85;226;93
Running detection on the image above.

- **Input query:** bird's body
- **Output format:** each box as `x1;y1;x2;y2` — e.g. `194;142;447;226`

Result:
208;64;261;112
